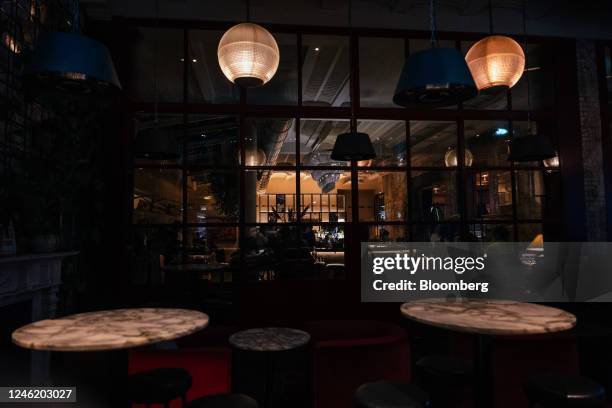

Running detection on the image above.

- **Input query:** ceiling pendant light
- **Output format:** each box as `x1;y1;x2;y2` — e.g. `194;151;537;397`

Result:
331;0;375;162
393;0;477;108
444;147;474;167
24;32;121;95
217;0;279;87
465;0;524;93
508;1;555;162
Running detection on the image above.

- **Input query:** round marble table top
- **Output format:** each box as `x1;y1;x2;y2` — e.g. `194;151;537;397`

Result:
401;299;576;336
229;327;310;352
12;308;209;352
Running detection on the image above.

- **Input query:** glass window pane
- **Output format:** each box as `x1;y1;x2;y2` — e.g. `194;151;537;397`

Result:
129;227;182;285
358;171;407;221
300;119;350;166
464;120;511;167
187;170;240;223
300;171;351;223
410;121;458;167
368;225;409;242
461;41;509;110
413;224;460;242
515;170;544;219
185;115;239;166
411;171;458;222
357;120;406;166
466;171;513;220
302;35;350;107
543;170;561;220
250;170;296;223
188;30;240;103
180;226;238;284
134;113;183;165
511;43;555;110
129;27;184;103
468;223;514;242
247;33;297;105
246;118;297;166
133;169;182;224
360;37;404;107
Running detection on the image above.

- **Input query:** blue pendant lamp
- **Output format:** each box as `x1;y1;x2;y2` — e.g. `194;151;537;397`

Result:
24;31;121;95
393;0;477;108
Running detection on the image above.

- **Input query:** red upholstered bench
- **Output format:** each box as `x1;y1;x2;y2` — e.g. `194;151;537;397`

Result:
304;320;412;408
128;347;231;408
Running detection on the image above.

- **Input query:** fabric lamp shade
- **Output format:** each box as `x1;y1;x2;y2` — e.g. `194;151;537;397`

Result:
393;47;477;108
331;132;376;161
217;23;280;87
507;133;556;162
465;35;525;92
24;31;121;95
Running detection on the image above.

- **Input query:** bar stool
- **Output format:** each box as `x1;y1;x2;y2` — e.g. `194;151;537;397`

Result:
188;393;259;408
354;381;431;408
128;367;192;407
524;372;606;407
415;355;474;408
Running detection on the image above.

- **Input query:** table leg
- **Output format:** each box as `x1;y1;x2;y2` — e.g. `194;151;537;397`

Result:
473;334;491;408
263;352;275;408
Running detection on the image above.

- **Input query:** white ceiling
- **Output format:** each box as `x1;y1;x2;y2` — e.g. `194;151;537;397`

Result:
81;0;612;40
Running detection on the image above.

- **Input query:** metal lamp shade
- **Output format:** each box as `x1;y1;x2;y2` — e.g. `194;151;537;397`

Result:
393;47;477;108
331;131;376;161
24;32;121;95
507;133;556;162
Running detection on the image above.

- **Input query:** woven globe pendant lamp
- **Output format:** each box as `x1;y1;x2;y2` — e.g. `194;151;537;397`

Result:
218;22;280;87
465;35;525;93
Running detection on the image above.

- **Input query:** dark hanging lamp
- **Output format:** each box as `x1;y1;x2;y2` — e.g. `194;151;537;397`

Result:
24;31;121;95
393;0;477;108
331;131;376;161
331;0;375;162
507;1;555;162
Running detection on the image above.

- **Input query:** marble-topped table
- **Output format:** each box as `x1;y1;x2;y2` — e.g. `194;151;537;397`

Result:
230;328;310;407
12;308;209;352
401;299;576;408
400;298;576;336
229;327;310;352
12;308;209;406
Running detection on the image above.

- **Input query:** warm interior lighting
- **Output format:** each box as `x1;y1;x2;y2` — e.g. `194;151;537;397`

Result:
527;234;544;252
543;154;559;168
465;35;525;92
217;22;280;87
3;33;21;54
444;147;474;167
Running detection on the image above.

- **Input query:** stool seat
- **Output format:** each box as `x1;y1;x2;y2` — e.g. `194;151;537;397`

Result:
354;381;430;408
128;367;192;404
524;373;606;407
416;355;474;383
188;393;259;408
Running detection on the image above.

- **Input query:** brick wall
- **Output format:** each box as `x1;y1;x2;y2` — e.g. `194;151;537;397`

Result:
576;39;607;241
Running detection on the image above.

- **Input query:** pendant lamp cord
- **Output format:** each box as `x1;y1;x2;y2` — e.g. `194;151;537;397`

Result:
246;0;250;22
429;0;437;48
522;0;532;132
488;0;494;34
154;0;159;131
349;0;356;131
